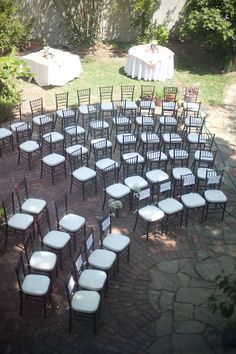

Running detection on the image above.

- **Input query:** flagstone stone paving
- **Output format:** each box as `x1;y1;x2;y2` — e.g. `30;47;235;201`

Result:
0;84;236;353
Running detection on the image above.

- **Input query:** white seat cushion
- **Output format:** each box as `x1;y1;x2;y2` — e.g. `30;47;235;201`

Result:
96;158;119;171
56;109;75;118
8;213;33;230
140;133;160;143
112;117;131;125
204;190;227;203
88;249;116;270
21;198;46;215
43;132;64;143
138;205;165;222
90;121;109;130
11;122;31;132
66;144;88;155
73;166;96;182
79;105;96;115
22;274;50;296
65;125;85;135
172;167;192;180
181;193;206;208
79;269;107;291
33;115;53;126
162;102;177;110
30;251;57;272
101;102;114;111
19;140;40;153
136;116;154;125
0;128;12;139
197;168;215;180
90;138;112;148
184;117;202;127
169;149;188;160
72;290;100;313
159;116;177;125
146;170;169;183
139;100;155;109
106;183;130;199
158;198;183;214
194;150;214;161
187;133;205;144
117;133;136;144
146;151;168;161
103;233;130;252
43;230;70;249
124;176;148;191
59;213;85;232
162;133;182;143
183;102;199;111
43;153;65;166
122;152;144;164
121;101;137;110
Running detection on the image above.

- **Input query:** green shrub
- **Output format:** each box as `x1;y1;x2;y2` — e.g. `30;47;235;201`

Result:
0;0;31;55
137;24;169;46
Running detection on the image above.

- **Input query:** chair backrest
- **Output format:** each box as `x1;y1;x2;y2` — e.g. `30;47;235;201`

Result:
83;228;95;260
122;154;139;178
92;138;111;161
55;193;68;226
30;98;44;117
15;253;27;290
185;101;201;115
55;92;69;110
39;114;55;136
69;147;87;171
136;188;152;209
101;162;118;187
172;148;189;166
205;170;223;189
73;247;85;282
88;104;100;122
15;178;29;211
141;85;155;99
121;85;135;101
1;192;15;222
156;179;172;201
164;87;178;101
65;271;77;307
180;173;196;193
77;88;91;106
11;104;22;122
15;123;32;143
198;132;215;150
37;210;51;244
121;134;137;154
184;86;199;102
22;233;34;268
99;212;112;244
99;86;113;102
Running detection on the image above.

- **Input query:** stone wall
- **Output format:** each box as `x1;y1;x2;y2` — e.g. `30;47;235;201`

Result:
17;0;186;46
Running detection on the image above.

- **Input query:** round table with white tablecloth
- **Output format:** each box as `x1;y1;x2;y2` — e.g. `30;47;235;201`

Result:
124;44;174;82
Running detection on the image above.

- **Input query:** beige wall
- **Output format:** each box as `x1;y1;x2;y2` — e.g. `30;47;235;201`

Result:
18;0;185;46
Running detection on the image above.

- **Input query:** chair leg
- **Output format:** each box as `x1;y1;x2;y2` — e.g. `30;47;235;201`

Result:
127;245;130;263
133;214;138;231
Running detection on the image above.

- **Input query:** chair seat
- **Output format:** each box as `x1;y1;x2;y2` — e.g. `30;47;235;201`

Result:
138;205;165;222
159;116;177;125
183;102;199;111
121;101;137;110
79;105;96;115
112;117;131;125
140;133;160;143
30;251;57;272
90;121;109;130
204;190;227;203
194;150;214;161
146;151;168;161
122;152;144;164
172;167;192;180
162;133;182;143
91;138;112;149
162;102;178;110
139;100;155;109
124;176;148;191
73;166;96;182
43;230;70;249
59;214;85;232
117;134;136;144
106;183;130;199
169;149;188;160
72;290;100;313
65;125;85;135
181;193;206;208
88;249;116;270
101;102;114;111
11;122;31;132
184;117;203;127
22;274;50;296
43;153;65;166
96;158;119;171
197;168;215;180
19;140;40;153
103;233;130;252
0;128;12;139
158;198;183;215
43;132;64;143
136;116;154;125
8;213;34;230
79;269;107;291
56;109;75;118
146;169;169;183
187;133;206;144
21;198;46;215
33;115;53;126
66;144;88;156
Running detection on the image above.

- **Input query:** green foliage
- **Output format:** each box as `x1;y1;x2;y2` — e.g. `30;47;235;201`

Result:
0;47;32;122
208;269;236;319
0;0;31;55
137;24;169;46
179;0;236;59
129;0;160;36
56;0;105;49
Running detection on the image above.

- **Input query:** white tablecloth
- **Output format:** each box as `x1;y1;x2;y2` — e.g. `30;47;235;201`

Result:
22;48;83;86
124;44;174;82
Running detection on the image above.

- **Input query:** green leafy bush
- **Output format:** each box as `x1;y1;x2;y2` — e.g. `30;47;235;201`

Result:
0;0;31;55
129;0;160;36
137;24;169;46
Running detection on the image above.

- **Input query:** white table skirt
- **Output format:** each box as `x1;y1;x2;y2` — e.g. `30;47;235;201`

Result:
22;48;83;87
124;44;174;82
